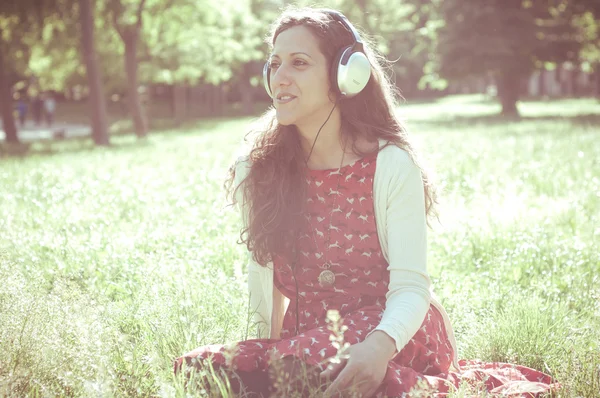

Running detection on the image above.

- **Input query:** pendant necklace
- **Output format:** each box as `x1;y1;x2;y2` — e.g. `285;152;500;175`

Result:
313;147;346;289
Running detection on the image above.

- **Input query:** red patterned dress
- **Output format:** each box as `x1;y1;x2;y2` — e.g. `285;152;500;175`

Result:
175;152;559;397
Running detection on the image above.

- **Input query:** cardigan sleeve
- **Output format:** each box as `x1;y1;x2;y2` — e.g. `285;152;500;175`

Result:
365;152;431;353
233;157;271;339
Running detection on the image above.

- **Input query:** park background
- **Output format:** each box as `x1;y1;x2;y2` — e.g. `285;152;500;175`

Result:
0;0;599;397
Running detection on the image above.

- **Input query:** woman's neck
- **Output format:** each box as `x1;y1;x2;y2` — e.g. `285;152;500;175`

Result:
300;133;345;170
296;107;347;170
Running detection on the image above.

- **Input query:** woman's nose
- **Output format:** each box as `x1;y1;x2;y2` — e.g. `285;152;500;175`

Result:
271;64;292;89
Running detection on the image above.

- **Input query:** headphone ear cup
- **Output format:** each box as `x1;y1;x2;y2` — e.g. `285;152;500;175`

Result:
336;49;371;98
330;46;351;96
263;62;272;98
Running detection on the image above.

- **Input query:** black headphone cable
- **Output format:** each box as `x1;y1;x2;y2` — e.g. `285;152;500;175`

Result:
291;98;340;336
304;99;339;167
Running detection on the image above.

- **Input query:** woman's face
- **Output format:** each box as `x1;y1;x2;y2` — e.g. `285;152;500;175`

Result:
269;25;333;128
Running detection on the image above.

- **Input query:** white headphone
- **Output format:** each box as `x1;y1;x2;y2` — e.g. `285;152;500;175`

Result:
263;9;372;99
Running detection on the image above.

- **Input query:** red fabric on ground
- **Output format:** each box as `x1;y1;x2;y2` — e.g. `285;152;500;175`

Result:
175;153;559;396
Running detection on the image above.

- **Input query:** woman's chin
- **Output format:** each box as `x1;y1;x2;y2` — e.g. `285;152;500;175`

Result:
277;118;294;126
275;115;296;126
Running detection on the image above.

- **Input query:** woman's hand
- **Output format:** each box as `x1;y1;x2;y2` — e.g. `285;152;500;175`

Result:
320;331;396;397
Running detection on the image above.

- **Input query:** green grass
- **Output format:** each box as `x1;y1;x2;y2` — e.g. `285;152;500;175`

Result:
1;95;599;397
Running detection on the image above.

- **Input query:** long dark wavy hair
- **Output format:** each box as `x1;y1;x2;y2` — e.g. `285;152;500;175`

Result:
225;7;438;267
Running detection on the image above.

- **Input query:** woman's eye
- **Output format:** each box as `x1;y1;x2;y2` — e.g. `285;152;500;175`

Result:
269;59;306;70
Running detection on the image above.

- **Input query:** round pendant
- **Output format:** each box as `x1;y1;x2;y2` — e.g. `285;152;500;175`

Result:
318;269;335;288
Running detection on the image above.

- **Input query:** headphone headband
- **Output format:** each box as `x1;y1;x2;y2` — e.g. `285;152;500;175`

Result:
320;9;364;48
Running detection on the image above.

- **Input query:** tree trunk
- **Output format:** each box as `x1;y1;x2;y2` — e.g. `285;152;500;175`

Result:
595;67;600;98
123;27;147;138
79;0;110;146
0;45;19;144
173;83;187;124
538;69;546;97
555;65;563;96
212;85;224;116
241;63;253;115
497;72;520;117
571;68;579;97
241;84;253;115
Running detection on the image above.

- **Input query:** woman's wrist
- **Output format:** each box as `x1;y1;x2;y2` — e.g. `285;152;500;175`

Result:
364;330;398;361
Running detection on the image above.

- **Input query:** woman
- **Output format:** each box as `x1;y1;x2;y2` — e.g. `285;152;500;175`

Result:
175;7;557;397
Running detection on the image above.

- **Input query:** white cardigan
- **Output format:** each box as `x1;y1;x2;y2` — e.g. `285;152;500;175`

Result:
233;141;459;371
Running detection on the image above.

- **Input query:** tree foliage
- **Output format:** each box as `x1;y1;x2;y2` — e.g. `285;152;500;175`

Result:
0;0;51;143
572;1;600;70
1;0;599;143
434;0;584;115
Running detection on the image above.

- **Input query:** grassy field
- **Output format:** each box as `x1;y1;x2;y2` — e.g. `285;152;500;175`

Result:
0;95;599;397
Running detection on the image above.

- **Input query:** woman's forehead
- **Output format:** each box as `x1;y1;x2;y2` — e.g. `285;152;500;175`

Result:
272;25;322;59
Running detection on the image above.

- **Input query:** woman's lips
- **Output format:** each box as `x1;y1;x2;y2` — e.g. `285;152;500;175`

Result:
276;95;297;104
